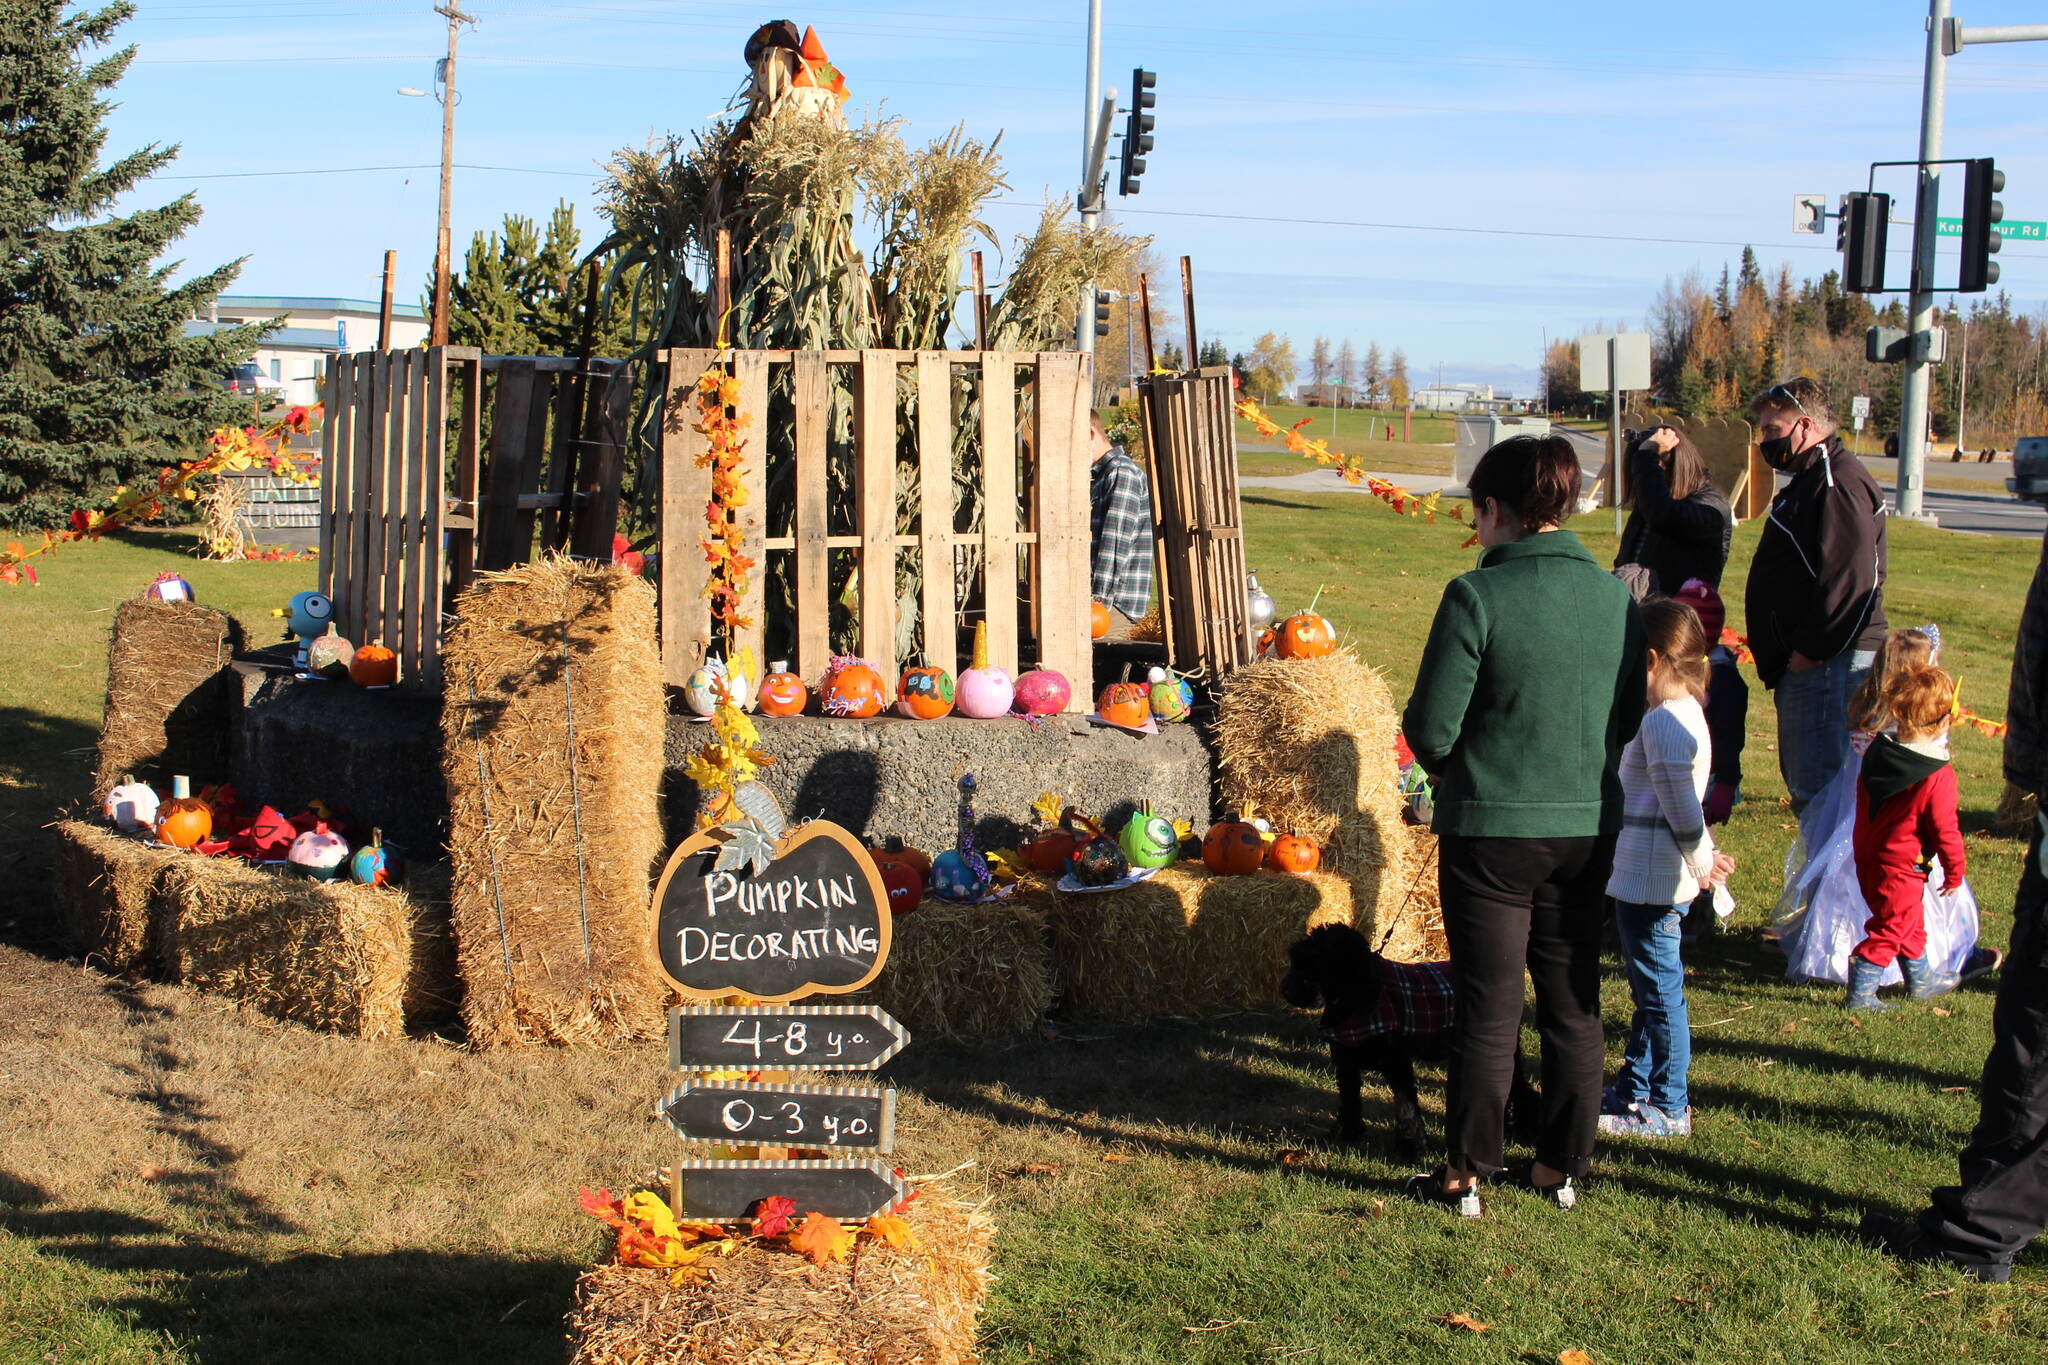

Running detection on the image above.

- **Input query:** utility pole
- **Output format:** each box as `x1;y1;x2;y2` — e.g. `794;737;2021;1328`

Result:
430;2;473;348
1076;0;1105;356
1957;306;1970;455
378;249;396;349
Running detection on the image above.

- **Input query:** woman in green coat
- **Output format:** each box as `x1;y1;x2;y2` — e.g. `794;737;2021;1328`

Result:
1401;434;1647;1215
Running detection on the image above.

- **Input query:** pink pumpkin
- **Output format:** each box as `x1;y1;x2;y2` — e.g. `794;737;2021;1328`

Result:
955;621;1014;719
1011;668;1071;716
287;820;350;881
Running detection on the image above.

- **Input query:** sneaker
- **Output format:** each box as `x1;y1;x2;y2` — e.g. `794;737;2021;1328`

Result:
1857;1212;2014;1284
1959;947;2004;984
1599;1084;1638;1117
1403;1172;1482;1218
1493;1164;1578;1210
1597;1102;1693;1138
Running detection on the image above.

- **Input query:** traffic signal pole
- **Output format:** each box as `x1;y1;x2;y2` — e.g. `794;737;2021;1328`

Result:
1895;0;1949;523
1077;0;1103;357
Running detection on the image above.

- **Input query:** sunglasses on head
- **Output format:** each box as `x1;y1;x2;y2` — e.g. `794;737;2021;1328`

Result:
1768;384;1810;418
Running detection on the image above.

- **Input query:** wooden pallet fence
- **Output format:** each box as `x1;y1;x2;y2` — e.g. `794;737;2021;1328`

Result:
1137;365;1255;687
320;348;632;688
658;348;1093;710
1619;409;1769;522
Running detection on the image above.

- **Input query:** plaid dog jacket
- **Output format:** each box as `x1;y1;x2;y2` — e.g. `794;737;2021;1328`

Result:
1325;959;1455;1046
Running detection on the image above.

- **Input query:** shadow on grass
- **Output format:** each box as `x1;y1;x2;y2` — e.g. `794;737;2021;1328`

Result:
0;703;101;956
1238;494;1325;512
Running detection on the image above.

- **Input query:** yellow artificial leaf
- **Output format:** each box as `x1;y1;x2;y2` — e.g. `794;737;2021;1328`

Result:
622;1190;681;1243
1031;791;1065;827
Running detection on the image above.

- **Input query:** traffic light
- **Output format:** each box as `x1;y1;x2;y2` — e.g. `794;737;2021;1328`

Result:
1960;157;2004;292
1118;68;1155;197
1838;191;1890;293
1094;290;1112;338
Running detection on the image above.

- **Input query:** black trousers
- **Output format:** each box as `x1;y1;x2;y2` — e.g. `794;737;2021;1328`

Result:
1438;833;1607;1178
1918;807;2048;1269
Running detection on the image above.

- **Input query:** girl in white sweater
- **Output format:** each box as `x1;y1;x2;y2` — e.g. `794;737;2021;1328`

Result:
1602;598;1736;1139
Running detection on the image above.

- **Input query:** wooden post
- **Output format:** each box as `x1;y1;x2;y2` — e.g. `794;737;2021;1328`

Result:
377;250;396;350
971;251;988;351
1179;256;1198;373
1137;275;1158;373
561;261;603;556
714;228;732;347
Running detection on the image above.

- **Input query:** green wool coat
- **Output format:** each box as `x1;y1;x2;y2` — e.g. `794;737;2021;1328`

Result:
1402;529;1647;839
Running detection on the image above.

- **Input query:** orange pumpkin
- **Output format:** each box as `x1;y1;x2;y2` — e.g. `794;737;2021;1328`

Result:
349;641;400;687
1090;600;1112;639
1202;819;1266;875
1096;681;1151;730
757;661;808;717
869;837;932;882
818;657;887;718
1275;611;1336;660
154;775;213;849
1256;627;1276;659
896;664;955;719
1020;828;1079;874
1268;835;1321;874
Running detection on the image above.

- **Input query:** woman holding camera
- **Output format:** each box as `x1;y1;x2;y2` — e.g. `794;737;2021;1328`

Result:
1402;435;1647;1215
1616;426;1733;593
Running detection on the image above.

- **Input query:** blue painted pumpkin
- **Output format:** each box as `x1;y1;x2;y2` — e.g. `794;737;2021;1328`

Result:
349;829;403;887
929;849;991;903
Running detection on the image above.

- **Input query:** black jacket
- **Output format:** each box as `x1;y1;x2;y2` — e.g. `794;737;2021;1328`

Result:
2004;529;2048;794
1615;446;1734;591
1743;435;1889;688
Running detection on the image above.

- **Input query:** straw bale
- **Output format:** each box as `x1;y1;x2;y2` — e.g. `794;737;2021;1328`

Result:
1214;651;1427;956
857;897;1053;1041
50;819;184;972
1049;863;1353;1022
94;597;245;803
1376;826;1448;963
441;557;668;1048
566;1191;992;1365
399;860;461;1027
159;857;415;1039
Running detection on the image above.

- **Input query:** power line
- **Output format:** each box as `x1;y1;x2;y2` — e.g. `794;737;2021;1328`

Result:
155;161;598;179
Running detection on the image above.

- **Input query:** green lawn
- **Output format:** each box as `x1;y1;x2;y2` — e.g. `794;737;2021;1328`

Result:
4;511;2047;1363
1238;438;1453;483
1236;402;1461;447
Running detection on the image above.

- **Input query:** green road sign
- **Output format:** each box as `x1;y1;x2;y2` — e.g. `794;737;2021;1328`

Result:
1936;216;2047;241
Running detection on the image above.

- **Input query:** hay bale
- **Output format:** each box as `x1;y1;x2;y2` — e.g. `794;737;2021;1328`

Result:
1214;651;1422;954
1049;863;1353;1022
566;1190;992;1365
399;860;461;1027
159;857;416;1039
94;597;244;803
441;557;667;1048
1379;825;1448;962
50;820;184;972
858;898;1053;1041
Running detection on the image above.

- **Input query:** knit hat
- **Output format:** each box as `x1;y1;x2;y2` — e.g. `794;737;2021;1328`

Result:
1673;578;1725;639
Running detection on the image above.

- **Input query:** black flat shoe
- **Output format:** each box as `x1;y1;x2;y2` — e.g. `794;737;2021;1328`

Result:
1403;1172;1482;1218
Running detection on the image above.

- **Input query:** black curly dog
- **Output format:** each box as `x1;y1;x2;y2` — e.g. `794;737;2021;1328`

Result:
1282;922;1536;1157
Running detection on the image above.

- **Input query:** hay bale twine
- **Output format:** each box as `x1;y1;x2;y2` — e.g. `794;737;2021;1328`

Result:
440;557;667;1048
857;896;1054;1041
565;1190;992;1365
94;597;244;803
50;819;184;972
158;857;416;1039
1215;651;1423;956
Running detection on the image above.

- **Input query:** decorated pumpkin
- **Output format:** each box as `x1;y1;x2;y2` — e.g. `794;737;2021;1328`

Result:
240;805;297;860
1095;680;1151;730
1090;600;1112;639
1021;826;1079;874
683;654;754;716
1147;666;1193;724
818;656;887;718
154;775;213;849
305;623;355;680
287;820;350;880
879;859;923;914
103;777;159;833
1202;817;1267;875
350;641;399;688
1256;627;1277;659
896;664;956;720
1071;833;1131;886
955;621;1013;719
1268;835;1321;874
930;848;991;902
1275;591;1337;660
349;828;404;887
869;837;932;882
1118;806;1179;870
146;571;194;603
1011;668;1071;716
757;661;808;717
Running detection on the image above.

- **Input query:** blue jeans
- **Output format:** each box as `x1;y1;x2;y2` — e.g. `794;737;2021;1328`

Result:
1774;648;1877;814
1612;901;1692;1116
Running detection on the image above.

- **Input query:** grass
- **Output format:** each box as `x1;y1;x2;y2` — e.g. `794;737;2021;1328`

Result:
1235;402;1462;448
1237;438;1453;483
3;514;2047;1362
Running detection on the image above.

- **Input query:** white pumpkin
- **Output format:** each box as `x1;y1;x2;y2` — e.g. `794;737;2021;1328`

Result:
103;778;159;833
682;655;755;716
287;821;351;881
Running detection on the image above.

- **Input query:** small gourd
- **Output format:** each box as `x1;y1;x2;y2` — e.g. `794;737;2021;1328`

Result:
349;828;404;887
955;622;1014;719
818;656;887;718
1118;804;1179;870
1011;668;1071;716
1268;834;1321;874
896;663;956;720
305;623;356;680
756;661;808;717
154;776;213;849
1147;666;1193;724
1202;815;1267;875
287;820;350;880
103;776;159;833
350;641;399;688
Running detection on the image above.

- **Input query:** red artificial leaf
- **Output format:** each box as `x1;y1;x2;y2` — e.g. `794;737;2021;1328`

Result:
577;1186;629;1229
787;1211;855;1266
69;509;90;532
751;1195;796;1238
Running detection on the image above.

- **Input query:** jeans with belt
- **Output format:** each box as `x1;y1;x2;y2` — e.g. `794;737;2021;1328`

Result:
1773;648;1876;815
1610;900;1692;1116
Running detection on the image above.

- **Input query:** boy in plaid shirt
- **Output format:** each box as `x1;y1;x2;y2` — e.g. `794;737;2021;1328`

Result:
1089;412;1153;627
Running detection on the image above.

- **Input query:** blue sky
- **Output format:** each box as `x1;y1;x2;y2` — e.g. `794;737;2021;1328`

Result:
109;0;2048;394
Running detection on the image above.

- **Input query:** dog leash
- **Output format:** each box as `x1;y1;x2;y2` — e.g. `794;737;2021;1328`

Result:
1380;838;1439;955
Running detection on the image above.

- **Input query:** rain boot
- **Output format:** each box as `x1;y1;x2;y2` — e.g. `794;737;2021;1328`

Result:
1900;952;1959;1001
1845;954;1895;1011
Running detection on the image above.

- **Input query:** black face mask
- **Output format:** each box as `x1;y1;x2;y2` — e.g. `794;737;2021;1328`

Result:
1759;433;1798;469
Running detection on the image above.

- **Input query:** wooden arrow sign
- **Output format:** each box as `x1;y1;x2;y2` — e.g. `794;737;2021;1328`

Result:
668;1004;909;1072
660;1080;895;1152
673;1159;910;1222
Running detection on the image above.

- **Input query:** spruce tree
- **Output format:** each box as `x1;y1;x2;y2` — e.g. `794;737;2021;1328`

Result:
440;201;636;357
0;0;265;529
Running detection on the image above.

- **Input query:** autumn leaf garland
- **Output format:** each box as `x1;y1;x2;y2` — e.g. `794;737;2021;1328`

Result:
694;361;757;633
577;1185;918;1282
1234;398;1466;531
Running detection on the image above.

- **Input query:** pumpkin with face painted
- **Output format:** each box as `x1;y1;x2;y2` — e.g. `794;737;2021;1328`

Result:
1118;806;1179;869
896;664;956;719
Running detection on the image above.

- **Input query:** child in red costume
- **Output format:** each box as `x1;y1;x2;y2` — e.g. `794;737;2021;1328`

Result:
1847;664;1973;1008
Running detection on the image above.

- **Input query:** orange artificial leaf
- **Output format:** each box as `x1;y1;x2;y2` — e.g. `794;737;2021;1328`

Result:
862;1213;918;1249
752;1195;797;1238
1434;1312;1491;1333
578;1186;623;1222
1559;1351;1596;1365
787;1211;856;1266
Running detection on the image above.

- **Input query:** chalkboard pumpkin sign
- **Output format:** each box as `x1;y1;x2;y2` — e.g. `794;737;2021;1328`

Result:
650;819;892;1002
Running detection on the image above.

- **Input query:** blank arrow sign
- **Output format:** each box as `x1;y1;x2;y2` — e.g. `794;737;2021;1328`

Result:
674;1159;910;1222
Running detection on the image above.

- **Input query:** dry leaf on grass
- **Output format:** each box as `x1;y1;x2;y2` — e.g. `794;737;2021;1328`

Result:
1276;1148;1311;1166
1922;1287;1957;1300
1941;1086;1973;1094
136;1164;166;1182
1369;1199;1386;1218
1560;1351;1595;1365
1100;1152;1133;1163
1778;1022;1799;1035
1433;1312;1491;1333
1933;1006;1955;1017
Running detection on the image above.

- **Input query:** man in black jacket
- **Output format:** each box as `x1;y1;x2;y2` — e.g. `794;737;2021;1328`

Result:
1742;377;1888;814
